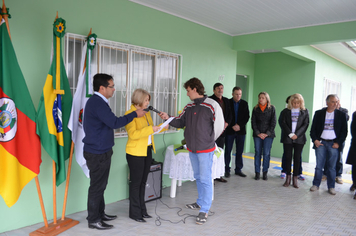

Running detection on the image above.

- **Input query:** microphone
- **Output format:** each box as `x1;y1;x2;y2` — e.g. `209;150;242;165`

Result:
174;145;184;151
148;106;161;114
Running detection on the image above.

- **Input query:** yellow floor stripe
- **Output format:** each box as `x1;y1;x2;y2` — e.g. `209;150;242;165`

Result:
242;154;352;184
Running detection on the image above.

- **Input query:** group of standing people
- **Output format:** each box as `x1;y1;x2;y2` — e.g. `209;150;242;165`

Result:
211;85;353;197
81;73;356;230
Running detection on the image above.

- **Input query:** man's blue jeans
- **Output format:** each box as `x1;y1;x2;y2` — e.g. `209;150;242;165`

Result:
312;140;339;189
323;141;345;177
189;151;214;213
253;137;274;173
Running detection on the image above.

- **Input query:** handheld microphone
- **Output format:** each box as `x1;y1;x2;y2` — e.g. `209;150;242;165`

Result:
174;145;184;151
148;106;161;114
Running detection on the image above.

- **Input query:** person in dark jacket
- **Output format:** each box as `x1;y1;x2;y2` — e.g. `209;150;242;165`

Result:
309;94;348;195
323;100;349;184
159;77;224;225
346;111;356;199
279;93;309;188
83;73;146;230
251;92;276;181
209;83;232;182
225;86;250;178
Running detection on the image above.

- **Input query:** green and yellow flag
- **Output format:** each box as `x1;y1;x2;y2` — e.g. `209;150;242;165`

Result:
36;17;72;186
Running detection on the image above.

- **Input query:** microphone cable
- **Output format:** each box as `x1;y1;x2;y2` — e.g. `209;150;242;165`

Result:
149;143;215;227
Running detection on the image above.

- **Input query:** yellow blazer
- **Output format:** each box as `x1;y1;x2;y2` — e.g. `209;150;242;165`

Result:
125;104;156;156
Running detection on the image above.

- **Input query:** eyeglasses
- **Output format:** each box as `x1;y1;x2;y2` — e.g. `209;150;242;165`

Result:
107;85;115;89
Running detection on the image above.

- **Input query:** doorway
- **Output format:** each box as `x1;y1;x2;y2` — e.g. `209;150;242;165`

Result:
236;74;248;101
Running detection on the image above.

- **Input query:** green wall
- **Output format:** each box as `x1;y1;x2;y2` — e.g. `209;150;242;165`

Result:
252;52;315;161
0;0;237;233
285;45;356;161
236;51;256;153
233;22;356;163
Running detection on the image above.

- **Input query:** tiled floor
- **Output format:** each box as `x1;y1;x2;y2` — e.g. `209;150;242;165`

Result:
2;153;356;236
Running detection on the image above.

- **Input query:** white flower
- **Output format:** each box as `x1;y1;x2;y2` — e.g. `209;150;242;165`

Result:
89;37;95;46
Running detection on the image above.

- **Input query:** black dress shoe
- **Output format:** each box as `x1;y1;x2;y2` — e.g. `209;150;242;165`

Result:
88;221;113;230
142;214;152;218
235;171;247;177
102;214;117;221
130;217;146;223
215;177;227;182
225;172;231;178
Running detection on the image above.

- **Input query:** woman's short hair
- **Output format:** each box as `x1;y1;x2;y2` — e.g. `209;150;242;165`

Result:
184;77;205;95
254;92;271;109
131;89;151;106
287;93;306;110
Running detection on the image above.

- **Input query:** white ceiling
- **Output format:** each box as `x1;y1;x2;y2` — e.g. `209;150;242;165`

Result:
129;0;356;70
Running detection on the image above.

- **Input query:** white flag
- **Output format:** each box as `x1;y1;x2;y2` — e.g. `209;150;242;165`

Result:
68;34;96;178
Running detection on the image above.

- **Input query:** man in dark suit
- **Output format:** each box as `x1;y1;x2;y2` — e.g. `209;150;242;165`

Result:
224;87;250;178
209;83;232;182
310;94;348;195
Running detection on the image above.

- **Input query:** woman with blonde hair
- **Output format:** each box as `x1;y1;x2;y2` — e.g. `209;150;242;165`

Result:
125;88;164;223
279;93;309;188
251;92;276;180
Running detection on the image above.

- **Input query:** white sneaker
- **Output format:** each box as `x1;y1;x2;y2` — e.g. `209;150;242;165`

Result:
328;188;336;195
336;177;343;184
310;185;319;191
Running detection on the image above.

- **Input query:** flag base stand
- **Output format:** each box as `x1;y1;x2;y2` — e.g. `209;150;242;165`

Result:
29;218;79;236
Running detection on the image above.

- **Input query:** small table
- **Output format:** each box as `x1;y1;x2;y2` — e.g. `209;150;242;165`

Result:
163;145;225;198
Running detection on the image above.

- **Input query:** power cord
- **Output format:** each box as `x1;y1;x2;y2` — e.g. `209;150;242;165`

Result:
149;151;215;226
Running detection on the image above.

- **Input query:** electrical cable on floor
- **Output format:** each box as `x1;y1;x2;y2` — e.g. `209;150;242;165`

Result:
148;132;215;226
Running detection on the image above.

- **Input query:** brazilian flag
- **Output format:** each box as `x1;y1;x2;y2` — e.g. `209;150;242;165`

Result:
36;18;72;186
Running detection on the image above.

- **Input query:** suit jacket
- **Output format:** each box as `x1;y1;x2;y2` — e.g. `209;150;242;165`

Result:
278;108;309;144
226;99;250;135
310;108;348;149
209;94;232;136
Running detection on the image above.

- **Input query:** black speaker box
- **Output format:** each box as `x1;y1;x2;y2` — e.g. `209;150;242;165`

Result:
144;162;162;202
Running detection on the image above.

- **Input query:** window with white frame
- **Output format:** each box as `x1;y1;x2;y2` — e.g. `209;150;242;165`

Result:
64;33;181;136
323;78;341;104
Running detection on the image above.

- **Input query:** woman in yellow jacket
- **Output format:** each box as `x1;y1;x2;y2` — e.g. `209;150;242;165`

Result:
125;89;161;223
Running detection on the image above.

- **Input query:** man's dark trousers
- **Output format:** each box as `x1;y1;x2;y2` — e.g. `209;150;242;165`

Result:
84;149;113;223
225;133;245;174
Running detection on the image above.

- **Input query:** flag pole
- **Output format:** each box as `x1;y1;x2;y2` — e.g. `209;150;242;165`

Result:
52;12;59;225
61;28;92;220
35;177;48;227
61;141;74;220
1;0;11;39
52;161;57;224
30;12;80;235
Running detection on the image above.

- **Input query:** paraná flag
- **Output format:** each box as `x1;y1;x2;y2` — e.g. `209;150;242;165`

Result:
0;9;41;207
36;17;72;186
68;33;97;178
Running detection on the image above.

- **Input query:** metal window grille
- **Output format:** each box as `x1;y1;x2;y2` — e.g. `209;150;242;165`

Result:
64;33;181;137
